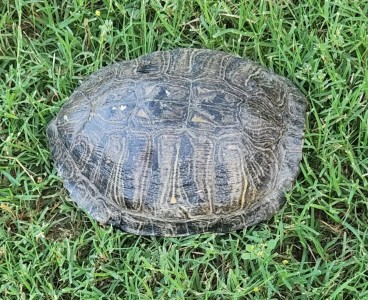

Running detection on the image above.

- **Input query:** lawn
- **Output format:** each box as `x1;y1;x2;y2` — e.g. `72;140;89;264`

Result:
0;0;367;299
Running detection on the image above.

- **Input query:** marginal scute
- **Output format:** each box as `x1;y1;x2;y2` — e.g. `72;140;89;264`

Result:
47;48;306;236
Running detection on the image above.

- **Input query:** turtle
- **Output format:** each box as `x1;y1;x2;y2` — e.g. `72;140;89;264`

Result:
47;48;306;236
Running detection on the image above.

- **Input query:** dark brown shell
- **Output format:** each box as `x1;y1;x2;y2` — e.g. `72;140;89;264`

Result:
47;49;306;236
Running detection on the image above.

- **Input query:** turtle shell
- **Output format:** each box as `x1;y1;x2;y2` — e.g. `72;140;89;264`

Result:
47;48;306;236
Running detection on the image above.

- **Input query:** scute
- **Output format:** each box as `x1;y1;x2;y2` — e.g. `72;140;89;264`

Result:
47;48;306;236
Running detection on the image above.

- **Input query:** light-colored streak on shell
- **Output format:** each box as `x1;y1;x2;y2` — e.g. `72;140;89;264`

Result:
110;135;127;209
157;134;178;206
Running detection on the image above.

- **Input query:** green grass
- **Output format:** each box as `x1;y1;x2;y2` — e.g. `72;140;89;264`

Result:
1;0;367;299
